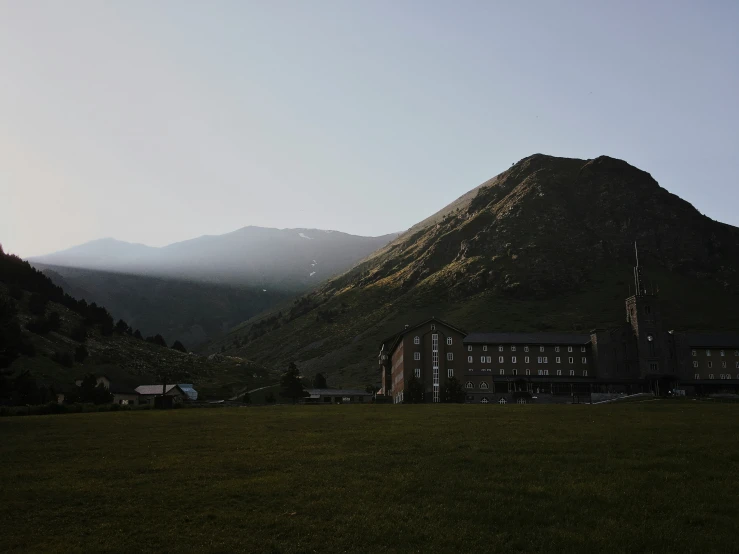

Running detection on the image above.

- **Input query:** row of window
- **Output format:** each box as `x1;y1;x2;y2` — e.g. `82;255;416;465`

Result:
693;361;739;369
464;369;588;381
474;345;586;353
694;374;737;380
692;350;739;357
473;355;587;364
414;336;454;345
478;398;527;404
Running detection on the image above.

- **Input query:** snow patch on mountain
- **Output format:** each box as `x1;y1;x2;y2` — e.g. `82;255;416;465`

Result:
298;233;313;240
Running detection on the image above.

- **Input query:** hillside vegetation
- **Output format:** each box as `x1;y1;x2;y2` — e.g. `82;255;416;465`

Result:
210;154;739;386
0;247;274;399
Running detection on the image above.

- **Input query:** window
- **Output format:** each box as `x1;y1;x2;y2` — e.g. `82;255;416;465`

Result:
543;370;549;376
556;370;562;376
498;345;504;352
708;361;713;369
736;362;739;369
709;374;714;379
445;337;452;345
486;356;492;364
569;370;575;376
555;346;560;352
414;352;421;360
480;356;486;363
694;374;700;379
720;374;725;380
517;398;527;404
543;357;548;364
568;346;573;353
556;357;561;364
511;356;517;364
540;346;545;352
693;361;699;368
512;369;518;376
465;382;473;389
581;346;587;353
511;345;517;352
525;356;530;363
467;345;472;352
720;350;725;357
706;350;711;356
414;368;421;378
467;356;473;363
569;357;574;364
583;370;588;376
524;346;529;352
414;336;420;345
481;397;489;404
447;353;454;361
480;382;489;390
499;356;504;363
692;350;697;356
431;324;436;330
526;369;531;375
537;356;543;363
735;350;739;356
649;362;658;372
582;357;587;364
499;369;505;375
538;369;543;376
447;368;454;378
499;398;507;404
483;345;487;352
722;362;727;368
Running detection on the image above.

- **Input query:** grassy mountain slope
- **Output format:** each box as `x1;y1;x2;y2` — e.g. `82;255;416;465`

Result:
207;154;739;386
0;249;274;399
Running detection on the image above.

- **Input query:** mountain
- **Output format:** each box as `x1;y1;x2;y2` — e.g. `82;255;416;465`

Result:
207;154;739;386
30;227;398;290
0;247;274;400
32;265;290;348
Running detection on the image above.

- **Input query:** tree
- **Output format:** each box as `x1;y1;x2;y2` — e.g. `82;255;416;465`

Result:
365;384;377;394
70;323;87;342
115;319;129;334
280;362;309;404
442;376;465;403
312;372;328;389
133;329;143;340
0;297;22;369
72;374;113;404
404;376;424;403
171;340;187;353
242;391;251;404
146;334;167;347
28;293;47;316
47;311;61;332
74;344;88;363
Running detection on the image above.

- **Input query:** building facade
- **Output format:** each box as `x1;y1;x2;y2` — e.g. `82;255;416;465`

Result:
379;259;739;404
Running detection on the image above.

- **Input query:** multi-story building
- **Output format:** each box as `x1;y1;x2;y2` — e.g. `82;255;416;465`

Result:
379;254;739;404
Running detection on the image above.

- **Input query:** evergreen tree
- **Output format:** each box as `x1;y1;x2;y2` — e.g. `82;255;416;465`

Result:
405;376;424;403
312;372;328;389
115;319;129;334
171;340;187;353
70;323;87;342
442;376;465;403
133;329;143;340
74;344;89;363
280;362;308;403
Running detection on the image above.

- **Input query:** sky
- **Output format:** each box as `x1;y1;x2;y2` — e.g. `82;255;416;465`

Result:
1;0;738;258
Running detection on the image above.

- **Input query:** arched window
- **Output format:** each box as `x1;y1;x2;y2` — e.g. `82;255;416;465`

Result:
498;398;507;404
525;369;530;376
465;382;474;389
414;336;420;345
480;382;489;390
481;397;489;404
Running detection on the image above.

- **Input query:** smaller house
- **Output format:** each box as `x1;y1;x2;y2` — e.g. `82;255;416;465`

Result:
74;375;139;405
305;389;374;404
135;384;193;405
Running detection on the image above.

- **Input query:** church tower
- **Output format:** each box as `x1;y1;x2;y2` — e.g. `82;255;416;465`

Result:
625;244;669;380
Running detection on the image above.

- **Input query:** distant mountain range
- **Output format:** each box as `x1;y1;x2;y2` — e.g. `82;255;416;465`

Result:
30;227;397;290
210;154;739;386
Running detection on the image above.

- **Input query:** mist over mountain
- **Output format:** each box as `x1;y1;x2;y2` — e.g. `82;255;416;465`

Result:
30;227;398;290
210;154;739;386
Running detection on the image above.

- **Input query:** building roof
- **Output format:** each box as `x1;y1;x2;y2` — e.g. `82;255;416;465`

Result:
109;383;138;395
306;389;373;397
685;334;739;348
464;332;592;345
135;384;184;396
385;317;468;353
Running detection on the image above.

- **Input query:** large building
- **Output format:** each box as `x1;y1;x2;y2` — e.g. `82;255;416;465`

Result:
379;254;739;404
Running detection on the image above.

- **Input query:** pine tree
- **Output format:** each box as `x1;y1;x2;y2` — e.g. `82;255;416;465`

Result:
280;362;308;404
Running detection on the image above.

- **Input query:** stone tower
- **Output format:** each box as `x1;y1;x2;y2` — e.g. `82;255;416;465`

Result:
625;244;670;379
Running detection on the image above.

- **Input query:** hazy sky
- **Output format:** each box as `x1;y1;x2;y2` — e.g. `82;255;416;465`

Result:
1;1;738;257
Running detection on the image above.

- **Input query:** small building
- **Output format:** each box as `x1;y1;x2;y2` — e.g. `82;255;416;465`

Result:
135;384;193;405
73;375;139;405
305;389;374;404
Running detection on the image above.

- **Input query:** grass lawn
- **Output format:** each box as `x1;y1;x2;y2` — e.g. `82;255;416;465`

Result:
1;402;737;553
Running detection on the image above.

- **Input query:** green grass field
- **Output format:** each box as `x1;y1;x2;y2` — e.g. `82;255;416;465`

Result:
1;402;737;553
